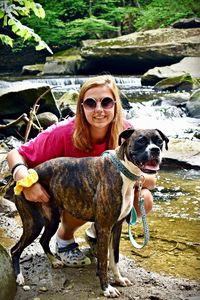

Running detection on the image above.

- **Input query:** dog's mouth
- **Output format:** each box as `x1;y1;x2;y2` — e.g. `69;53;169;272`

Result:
138;159;160;174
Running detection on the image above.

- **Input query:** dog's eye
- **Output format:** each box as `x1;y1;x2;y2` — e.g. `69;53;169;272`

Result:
154;137;163;146
137;136;147;145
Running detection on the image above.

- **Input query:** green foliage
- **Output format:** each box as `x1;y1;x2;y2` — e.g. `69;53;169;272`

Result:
134;0;200;30
64;17;118;45
0;0;52;53
2;0;200;52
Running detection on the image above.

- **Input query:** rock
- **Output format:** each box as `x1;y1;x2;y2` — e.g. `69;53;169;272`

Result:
0;83;61;120
120;91;132;110
59;91;79;106
34;112;58;128
0;244;16;300
186;88;200;118
154;73;198;92
42;49;85;75
172;17;200;29
0;198;17;216
60;105;76;119
21;64;44;75
80;28;200;74
141;57;200;86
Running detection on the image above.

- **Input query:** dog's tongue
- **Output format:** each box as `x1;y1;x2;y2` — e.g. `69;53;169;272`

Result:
143;160;159;171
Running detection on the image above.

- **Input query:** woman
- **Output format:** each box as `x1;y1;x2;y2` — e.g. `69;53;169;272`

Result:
7;75;156;267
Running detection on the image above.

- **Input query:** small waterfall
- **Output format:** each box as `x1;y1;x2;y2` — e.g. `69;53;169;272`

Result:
0;75;142;93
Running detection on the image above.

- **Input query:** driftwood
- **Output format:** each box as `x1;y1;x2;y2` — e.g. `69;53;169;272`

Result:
0;87;52;142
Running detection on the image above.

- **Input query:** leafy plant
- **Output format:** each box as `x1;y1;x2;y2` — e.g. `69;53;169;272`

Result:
0;0;52;53
134;0;200;30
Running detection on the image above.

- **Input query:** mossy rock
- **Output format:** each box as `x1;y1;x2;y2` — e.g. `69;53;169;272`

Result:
154;73;198;91
0;244;16;300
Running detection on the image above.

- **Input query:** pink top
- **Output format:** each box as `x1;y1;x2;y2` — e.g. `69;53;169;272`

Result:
19;117;132;168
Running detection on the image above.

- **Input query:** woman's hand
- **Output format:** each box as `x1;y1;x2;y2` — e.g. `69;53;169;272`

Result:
22;182;50;203
137;173;157;190
7;149;50;203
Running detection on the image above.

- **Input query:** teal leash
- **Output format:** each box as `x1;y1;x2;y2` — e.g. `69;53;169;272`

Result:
128;180;149;249
102;150;149;249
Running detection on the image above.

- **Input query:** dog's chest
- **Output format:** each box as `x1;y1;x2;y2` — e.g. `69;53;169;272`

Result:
118;177;134;221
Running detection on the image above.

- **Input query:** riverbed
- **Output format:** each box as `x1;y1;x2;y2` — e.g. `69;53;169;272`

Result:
0;75;200;299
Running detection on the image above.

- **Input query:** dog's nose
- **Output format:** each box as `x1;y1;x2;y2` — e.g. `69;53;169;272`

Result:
150;147;160;154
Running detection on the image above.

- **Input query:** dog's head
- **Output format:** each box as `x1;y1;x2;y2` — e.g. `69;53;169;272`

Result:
118;128;169;174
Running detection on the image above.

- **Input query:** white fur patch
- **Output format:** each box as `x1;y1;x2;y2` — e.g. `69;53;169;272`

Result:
16;273;24;285
103;284;121;297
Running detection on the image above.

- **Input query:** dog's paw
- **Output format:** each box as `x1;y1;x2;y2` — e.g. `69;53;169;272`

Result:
115;276;132;287
103;284;121;298
47;253;65;268
16;273;25;285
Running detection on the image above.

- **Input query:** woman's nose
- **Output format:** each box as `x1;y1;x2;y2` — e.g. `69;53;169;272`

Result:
94;101;103;111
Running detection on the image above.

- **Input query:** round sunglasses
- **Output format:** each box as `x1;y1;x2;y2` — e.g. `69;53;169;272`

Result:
82;97;116;111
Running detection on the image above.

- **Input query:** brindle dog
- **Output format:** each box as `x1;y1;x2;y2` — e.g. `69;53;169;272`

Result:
11;128;168;298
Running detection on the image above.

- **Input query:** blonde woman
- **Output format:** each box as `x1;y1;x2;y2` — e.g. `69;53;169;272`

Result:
7;75;156;266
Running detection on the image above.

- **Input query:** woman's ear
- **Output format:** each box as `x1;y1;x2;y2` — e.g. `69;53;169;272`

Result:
118;128;135;145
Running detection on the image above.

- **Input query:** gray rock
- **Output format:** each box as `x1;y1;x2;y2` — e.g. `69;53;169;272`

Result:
154;73;197;92
21;64;44;75
186;88;200;118
0;83;61;119
34;112;58;128
0;244;16;300
141;57;200;86
81;28;200;72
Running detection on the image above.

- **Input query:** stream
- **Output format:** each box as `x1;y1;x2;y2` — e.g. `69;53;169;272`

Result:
0;75;200;283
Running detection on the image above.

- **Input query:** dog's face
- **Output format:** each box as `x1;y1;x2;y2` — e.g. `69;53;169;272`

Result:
118;128;169;174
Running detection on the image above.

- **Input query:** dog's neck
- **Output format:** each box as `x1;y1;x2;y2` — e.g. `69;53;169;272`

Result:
114;147;142;178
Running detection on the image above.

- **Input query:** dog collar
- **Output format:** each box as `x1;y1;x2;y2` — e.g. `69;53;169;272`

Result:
102;150;139;181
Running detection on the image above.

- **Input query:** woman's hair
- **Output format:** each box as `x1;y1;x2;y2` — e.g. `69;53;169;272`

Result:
73;74;124;152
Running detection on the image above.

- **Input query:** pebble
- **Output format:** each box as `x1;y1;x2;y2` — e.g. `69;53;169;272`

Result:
23;285;31;291
39;286;48;292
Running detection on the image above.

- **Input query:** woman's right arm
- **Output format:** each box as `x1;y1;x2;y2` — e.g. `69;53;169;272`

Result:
7;149;49;203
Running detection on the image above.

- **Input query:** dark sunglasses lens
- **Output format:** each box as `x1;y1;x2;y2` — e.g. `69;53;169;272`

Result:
101;97;115;109
83;98;96;110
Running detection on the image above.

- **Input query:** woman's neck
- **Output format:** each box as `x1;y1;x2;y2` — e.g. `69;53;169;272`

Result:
90;126;109;144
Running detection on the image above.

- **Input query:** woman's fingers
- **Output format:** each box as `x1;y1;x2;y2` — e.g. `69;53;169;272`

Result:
23;183;50;203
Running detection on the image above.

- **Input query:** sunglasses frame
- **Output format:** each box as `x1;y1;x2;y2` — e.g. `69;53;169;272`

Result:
81;96;116;111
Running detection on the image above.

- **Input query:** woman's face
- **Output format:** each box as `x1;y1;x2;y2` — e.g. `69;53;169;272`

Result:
82;85;115;130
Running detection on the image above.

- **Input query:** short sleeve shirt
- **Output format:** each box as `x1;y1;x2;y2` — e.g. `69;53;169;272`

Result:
18;117;133;168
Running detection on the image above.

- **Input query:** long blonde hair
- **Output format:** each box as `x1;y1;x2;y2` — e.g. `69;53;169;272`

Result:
73;75;124;152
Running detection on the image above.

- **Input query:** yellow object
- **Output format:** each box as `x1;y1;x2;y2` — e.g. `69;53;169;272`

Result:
14;169;39;195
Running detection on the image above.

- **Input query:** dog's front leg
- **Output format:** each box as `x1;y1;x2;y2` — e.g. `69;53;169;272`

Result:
96;228;120;298
109;223;132;287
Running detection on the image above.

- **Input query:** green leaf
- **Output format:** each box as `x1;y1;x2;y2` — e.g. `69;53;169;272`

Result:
0;34;13;47
0;9;5;19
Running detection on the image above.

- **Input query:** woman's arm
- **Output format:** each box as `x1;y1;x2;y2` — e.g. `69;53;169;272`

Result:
135;173;157;190
7;149;49;203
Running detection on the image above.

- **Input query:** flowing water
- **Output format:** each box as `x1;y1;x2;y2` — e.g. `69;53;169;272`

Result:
0;75;200;281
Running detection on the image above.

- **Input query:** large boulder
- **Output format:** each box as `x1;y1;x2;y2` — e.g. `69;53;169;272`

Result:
41;28;200;75
154;73;199;92
0;83;61;119
0;244;16;300
141;57;200;86
80;28;200;74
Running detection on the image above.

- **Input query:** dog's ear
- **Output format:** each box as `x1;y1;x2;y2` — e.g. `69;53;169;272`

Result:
118;127;135;145
156;129;169;150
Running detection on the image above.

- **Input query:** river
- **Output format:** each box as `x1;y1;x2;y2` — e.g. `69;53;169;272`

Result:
0;75;200;282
